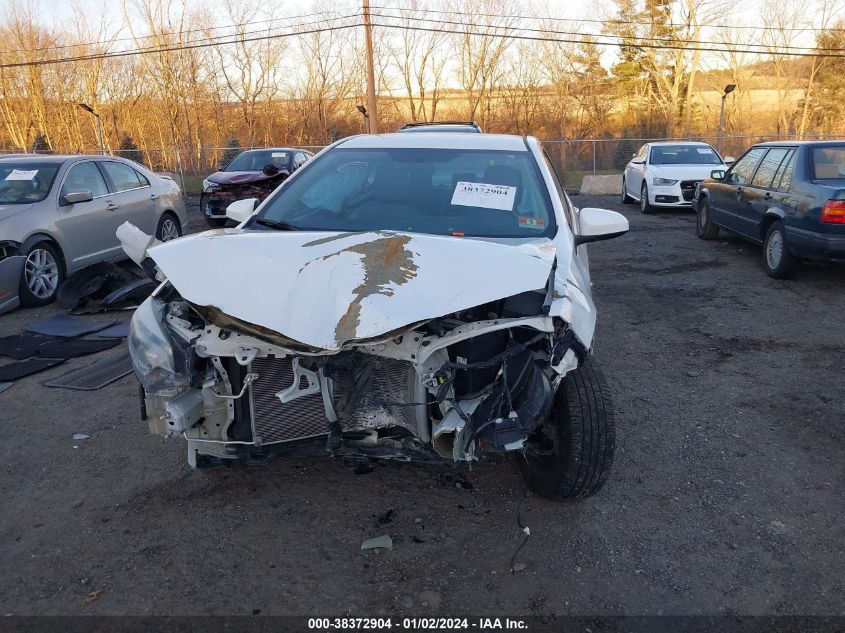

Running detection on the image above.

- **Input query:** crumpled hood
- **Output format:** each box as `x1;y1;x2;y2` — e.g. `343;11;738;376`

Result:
0;204;32;223
149;230;555;351
206;170;287;186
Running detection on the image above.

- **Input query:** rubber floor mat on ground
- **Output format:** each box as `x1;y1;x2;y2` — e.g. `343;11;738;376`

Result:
0;382;12;394
24;315;115;338
95;321;131;338
44;351;133;390
0;358;66;381
0;334;63;360
37;338;121;359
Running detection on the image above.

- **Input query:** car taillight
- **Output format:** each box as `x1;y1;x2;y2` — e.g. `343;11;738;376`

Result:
821;200;845;224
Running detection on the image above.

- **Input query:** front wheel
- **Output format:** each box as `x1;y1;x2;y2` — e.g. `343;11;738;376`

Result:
696;197;719;240
640;183;653;214
19;242;64;307
519;359;615;501
763;221;795;279
621;177;634;204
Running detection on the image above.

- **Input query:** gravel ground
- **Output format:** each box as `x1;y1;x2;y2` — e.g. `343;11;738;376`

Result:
0;195;843;616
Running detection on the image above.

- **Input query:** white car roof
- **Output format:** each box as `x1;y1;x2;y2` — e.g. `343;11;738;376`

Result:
338;133;530;152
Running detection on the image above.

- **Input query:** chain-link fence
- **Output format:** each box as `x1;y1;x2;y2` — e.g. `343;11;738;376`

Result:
2;134;839;192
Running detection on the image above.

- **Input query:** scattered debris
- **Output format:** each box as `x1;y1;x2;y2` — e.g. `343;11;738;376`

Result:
44;352;133;391
418;590;441;609
95;321;131;339
25;315;115;338
0;382;12;394
361;535;393;551
411;536;427;544
72;433;90;441
58;261;153;314
377;509;394;525
0;357;66;382
512;562;527;573
82;590;102;603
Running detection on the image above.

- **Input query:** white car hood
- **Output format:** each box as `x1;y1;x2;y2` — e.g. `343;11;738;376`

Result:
649;164;723;180
149;229;555;351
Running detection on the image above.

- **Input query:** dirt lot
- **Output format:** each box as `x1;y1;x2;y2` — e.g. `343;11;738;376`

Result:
0;195;843;617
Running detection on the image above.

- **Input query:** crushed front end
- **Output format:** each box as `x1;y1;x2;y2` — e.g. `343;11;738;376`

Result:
130;285;585;468
200;172;288;223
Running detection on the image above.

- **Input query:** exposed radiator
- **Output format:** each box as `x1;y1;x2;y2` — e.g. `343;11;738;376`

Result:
247;355;424;445
249;357;328;445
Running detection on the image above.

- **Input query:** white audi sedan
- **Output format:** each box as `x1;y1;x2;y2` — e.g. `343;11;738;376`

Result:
123;132;628;501
622;142;732;214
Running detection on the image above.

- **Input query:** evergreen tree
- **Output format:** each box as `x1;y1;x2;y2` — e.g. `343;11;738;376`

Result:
31;132;51;153
222;139;241;166
118;134;144;164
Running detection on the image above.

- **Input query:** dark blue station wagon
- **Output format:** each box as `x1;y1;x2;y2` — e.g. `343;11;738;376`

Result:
694;141;845;278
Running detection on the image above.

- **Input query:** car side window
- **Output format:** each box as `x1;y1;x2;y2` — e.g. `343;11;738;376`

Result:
134;169;151;187
727;148;766;185
61;162;108;199
775;151;796;192
750;148;791;188
294;152;308;168
542;150;574;228
100;161;143;193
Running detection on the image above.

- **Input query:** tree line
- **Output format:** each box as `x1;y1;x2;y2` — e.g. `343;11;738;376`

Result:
0;0;842;173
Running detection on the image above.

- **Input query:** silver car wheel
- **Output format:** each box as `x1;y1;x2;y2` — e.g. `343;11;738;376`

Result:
160;217;180;241
24;248;59;299
766;229;784;269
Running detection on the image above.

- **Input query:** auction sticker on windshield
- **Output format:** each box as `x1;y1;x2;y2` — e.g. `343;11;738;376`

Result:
451;181;516;211
5;169;38;180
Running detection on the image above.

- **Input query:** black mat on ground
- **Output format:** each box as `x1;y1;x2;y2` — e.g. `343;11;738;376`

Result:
0;382;12;394
24;315;115;338
0;358;65;381
44;351;133;391
37;337;121;359
96;321;131;338
0;334;63;360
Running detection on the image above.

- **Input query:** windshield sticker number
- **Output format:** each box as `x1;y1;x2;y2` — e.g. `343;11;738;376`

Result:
271;152;288;158
696;148;714;154
451;181;516;211
518;216;545;230
5;169;38;181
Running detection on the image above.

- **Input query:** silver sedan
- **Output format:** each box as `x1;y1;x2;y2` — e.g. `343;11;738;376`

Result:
0;155;186;313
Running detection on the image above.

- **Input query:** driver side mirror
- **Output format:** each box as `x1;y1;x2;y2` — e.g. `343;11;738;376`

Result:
574;207;629;246
723;156;735;164
631;157;645;165
226;197;257;223
61;190;93;206
710;169;726;181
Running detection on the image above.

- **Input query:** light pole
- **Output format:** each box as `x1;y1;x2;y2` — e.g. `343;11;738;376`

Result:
362;0;378;134
78;103;105;155
717;84;736;154
356;104;370;134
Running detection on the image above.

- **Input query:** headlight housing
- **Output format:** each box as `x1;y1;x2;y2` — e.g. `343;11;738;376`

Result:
653;178;678;186
202;179;220;193
128;296;195;393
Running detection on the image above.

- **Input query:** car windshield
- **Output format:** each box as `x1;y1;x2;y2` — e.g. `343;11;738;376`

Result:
811;146;845;180
225;150;290;172
252;147;556;238
650;145;722;165
0;163;60;204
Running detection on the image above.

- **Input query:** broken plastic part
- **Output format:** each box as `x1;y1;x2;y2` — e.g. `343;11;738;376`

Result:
117;222;161;267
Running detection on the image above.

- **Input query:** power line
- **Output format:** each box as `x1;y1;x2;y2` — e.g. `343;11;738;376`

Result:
372;9;845;53
0;8;359;57
373;2;845;34
0;17;363;69
369;19;845;58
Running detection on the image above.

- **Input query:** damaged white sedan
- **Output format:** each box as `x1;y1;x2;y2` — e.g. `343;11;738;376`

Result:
123;133;628;500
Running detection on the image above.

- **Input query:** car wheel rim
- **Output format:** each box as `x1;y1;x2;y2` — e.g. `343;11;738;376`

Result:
767;230;784;269
160;218;179;241
24;248;59;299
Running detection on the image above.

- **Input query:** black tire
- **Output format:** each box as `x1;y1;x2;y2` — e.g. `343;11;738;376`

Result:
640;183;653;214
519;359;615;501
621;177;635;204
696;197;719;240
156;212;182;241
19;242;64;307
762;221;795;279
204;217;228;228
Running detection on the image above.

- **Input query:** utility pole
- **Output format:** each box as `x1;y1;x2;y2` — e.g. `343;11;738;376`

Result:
362;0;378;134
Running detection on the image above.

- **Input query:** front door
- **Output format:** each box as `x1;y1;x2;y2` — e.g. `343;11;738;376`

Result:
710;147;766;233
